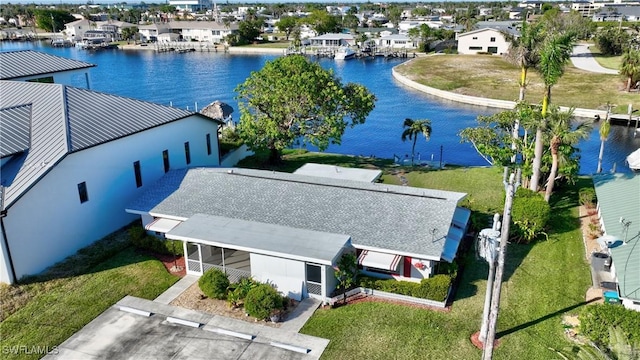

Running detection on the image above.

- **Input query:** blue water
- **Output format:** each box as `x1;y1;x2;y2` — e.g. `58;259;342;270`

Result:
3;41;639;173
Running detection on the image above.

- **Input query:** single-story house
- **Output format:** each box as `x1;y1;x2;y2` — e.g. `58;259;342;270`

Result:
0;50;94;88
308;33;356;48
0;81;223;284
125;167;470;303
456;27;514;55
376;34;417;49
167;21;239;43
593;173;640;311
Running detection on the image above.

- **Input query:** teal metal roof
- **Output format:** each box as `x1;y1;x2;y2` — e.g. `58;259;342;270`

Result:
593;173;640;301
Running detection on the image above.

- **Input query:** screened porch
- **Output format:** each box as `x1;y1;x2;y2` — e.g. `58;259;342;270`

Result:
185;242;251;282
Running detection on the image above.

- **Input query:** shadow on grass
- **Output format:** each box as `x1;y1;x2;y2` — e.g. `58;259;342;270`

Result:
496;297;599;339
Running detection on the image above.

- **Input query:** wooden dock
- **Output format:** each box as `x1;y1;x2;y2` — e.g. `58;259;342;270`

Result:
154;42;227;53
609;114;640;128
287;46;414;59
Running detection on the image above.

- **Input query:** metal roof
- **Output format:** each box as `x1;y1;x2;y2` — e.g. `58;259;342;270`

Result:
0;50;95;80
167;213;351;265
0;81;221;210
593;173;640;301
0;104;32;158
126;168;467;259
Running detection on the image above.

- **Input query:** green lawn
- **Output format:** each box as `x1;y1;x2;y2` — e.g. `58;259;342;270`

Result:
589;44;623;70
241;152;593;359
395;55;637;114
0;230;178;360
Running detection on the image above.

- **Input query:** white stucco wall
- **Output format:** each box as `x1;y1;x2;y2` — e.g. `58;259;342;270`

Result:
1;115;220;282
250;253;306;300
15;69;92;89
0;222;14;284
457;29;510;55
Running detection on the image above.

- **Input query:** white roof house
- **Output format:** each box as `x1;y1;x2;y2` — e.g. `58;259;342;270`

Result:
126;167;471;302
308;33;355;47
377;34;417;49
0;50;95;88
456;27;514;55
0;80;223;284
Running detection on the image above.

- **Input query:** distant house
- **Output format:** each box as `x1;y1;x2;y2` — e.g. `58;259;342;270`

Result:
376;34;417;49
0;50;94;88
64;19;92;41
0;81;223;284
169;0;212;12
126;166;470;302
138;23;171;42
593;173;640;312
169;21;238;43
308;33;355;47
456;28;513;55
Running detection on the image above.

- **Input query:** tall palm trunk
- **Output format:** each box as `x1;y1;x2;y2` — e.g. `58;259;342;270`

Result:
511;66;528;163
530;86;551;191
597;140;606;173
411;137;417;165
544;138;560;202
518;67;528;101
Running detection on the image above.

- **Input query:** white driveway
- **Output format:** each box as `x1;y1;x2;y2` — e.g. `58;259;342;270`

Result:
570;44;619;75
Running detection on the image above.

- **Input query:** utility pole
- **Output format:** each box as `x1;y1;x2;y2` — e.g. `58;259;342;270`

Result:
482;168;520;360
478;214;500;344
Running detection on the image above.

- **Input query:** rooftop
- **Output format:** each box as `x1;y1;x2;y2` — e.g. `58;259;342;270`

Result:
293;163;382;183
127;167;467;259
0;50;95;80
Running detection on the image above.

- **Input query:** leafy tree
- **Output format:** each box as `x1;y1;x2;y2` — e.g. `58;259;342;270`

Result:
412;7;430;17
401;118;432;166
334;252;358;305
237;18;262;44
386;5;402;27
235;55;376;163
342;14;359;32
34;9;75;32
620;48;640;92
121;26;138;42
543;107;592;202
276;15;298;40
595;27;631;56
530;31;575;192
303;10;340;34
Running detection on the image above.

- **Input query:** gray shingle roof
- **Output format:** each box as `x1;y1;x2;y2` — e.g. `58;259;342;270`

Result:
0;50;95;80
0;104;32;158
0;81;221;210
126;168;467;259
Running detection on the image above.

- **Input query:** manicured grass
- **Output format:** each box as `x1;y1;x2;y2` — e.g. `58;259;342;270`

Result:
589;46;622;70
0;231;178;360
395;55;637;114
290;156;592;359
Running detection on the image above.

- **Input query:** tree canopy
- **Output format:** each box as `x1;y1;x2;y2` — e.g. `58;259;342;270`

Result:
235;55;376;163
34;9;75;32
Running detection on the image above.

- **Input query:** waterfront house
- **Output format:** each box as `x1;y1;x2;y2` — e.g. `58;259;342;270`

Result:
309;33;356;48
64;19;92;41
376;34;417;49
456;28;513;55
169;21;238;43
0;50;94;88
125;166;470;302
138;23;171;42
0;81;223;284
593;173;640;311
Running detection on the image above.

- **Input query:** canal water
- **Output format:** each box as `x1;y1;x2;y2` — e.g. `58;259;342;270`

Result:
2;41;639;173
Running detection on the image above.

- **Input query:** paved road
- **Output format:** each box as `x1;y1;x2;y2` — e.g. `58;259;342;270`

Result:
570;44;619;74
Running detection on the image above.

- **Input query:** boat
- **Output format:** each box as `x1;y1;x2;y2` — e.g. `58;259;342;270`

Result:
626;148;640;171
334;46;355;60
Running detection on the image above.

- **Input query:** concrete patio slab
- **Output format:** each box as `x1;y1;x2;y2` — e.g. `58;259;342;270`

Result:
43;296;329;360
153;274;199;304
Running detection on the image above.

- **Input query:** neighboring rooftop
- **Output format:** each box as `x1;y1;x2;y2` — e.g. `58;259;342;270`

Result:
0;81;221;210
593;173;640;301
293;163;382;183
0;50;95;80
126;167;467;260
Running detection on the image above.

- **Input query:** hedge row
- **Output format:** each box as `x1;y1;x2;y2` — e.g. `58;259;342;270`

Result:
579;304;640;347
357;274;452;302
129;225;184;256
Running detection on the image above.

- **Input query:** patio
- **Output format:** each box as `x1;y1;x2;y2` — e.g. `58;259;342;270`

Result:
185;242;251;283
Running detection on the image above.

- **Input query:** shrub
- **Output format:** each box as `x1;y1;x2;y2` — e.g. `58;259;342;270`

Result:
357;274;452;302
227;277;259;308
579;187;597;208
511;188;551;243
128;225;184;256
579;304;640;348
244;284;284;320
413;275;451;301
199;268;230;300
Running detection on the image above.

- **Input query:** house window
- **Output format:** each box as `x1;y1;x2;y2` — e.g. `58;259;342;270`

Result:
162;150;170;173
469;46;483;50
490;37;496;42
306;263;322;283
27;76;54;84
77;182;89;203
206;134;212;155
133;161;142;188
472;36;478;40
184;142;191;165
488;46;498;54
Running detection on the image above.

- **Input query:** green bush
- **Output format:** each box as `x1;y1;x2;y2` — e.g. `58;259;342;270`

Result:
579;187;597;208
128;225;184;256
244;284;284;320
579;304;640;347
199;268;230;300
357;274;452;302
511;188;551;243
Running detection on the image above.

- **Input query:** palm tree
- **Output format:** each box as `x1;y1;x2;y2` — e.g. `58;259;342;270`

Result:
506;20;543;102
544;107;592;202
529;32;575;192
620;48;640;92
401;118;432;166
596;103;612;173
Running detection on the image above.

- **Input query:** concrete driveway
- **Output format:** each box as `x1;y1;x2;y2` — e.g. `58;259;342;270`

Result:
571;44;619;75
43;296;328;360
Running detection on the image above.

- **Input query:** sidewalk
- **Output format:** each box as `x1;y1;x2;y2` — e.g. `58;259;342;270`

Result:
570;44;619;75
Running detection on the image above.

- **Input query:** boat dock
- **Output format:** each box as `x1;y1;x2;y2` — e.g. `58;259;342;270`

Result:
609;114;640;128
285;46;414;59
154;42;227;53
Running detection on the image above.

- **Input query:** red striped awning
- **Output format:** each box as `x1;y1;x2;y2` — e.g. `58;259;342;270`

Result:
357;250;401;271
